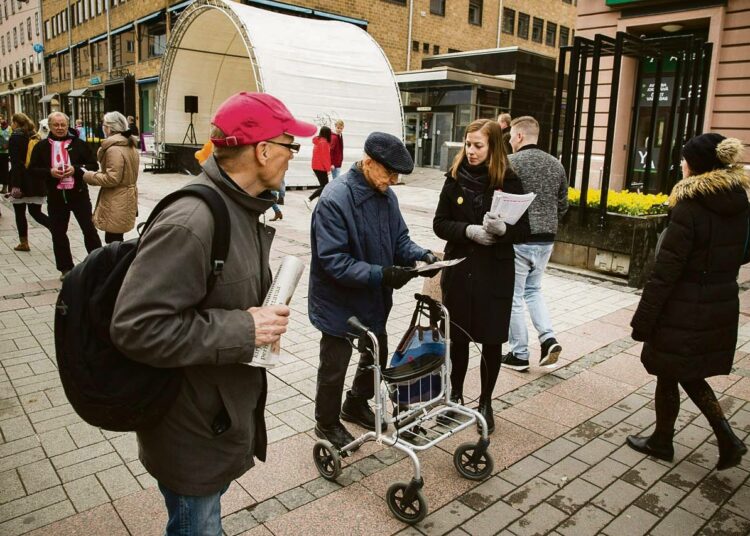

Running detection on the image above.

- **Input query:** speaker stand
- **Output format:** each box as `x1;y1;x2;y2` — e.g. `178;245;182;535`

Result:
182;112;197;145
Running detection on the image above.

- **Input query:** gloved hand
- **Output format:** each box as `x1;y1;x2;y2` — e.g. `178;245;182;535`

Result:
465;225;497;246
382;266;416;289
483;213;507;236
419;252;440;278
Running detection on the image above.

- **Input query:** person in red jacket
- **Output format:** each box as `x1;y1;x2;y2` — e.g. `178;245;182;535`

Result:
330;120;344;178
305;126;332;209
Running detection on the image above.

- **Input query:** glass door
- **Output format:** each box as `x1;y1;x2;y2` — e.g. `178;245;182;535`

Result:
404;113;418;162
431;112;454;168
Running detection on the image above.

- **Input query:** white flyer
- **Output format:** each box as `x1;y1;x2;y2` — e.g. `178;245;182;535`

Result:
409;257;466;273
490;191;536;225
247;256;305;369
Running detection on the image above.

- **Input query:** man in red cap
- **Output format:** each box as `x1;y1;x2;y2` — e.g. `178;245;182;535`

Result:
111;92;316;535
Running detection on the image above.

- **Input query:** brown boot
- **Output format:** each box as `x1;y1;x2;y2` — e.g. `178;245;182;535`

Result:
14;238;30;252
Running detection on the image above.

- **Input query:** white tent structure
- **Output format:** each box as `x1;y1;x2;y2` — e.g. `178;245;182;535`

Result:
157;0;405;186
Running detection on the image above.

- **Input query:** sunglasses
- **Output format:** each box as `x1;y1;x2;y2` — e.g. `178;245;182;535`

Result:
265;140;301;154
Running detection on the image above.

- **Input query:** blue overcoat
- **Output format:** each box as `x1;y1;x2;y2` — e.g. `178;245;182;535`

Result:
308;164;428;337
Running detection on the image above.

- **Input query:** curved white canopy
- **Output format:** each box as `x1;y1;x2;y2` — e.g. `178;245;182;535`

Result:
157;0;404;186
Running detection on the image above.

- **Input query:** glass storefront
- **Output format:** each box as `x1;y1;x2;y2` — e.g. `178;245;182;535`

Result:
139;81;157;134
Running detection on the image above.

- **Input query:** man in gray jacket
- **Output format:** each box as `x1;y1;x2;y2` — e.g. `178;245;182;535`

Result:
111;92;316;535
502;115;568;372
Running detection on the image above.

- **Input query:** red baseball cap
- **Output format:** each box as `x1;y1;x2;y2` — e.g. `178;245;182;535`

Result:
210;92;317;147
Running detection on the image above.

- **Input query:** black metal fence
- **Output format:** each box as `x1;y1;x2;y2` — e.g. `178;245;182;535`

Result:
550;31;713;227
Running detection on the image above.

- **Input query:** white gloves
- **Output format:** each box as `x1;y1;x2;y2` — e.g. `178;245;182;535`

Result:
483;213;507;236
465;225;497;246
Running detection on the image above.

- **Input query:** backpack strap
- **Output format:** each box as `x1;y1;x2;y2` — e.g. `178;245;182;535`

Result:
141;184;231;291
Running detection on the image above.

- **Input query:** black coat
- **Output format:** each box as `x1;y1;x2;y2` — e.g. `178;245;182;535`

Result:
433;170;530;344
9;130;46;198
28;132;97;207
631;166;750;380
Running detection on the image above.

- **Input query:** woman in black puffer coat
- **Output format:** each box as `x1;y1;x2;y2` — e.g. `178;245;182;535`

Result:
628;133;749;470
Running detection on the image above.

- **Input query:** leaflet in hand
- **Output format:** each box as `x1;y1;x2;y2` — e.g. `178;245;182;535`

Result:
409;257;466;273
490;191;536;225
247;256;305;369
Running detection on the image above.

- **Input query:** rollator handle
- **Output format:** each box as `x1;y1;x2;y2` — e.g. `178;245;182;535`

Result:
346;316;370;336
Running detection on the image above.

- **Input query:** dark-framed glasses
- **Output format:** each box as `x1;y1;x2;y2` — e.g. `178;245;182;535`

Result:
266;140;301;154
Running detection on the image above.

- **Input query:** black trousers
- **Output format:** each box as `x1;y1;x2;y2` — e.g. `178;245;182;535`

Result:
48;198;102;272
105;232;124;244
315;332;388;426
13;203;51;238
0;154;8;186
308;170;329;201
450;328;502;402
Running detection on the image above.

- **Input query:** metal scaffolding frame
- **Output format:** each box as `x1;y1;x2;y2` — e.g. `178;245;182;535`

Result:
551;31;713;227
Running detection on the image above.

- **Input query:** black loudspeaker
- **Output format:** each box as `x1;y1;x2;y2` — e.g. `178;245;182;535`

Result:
184;95;198;114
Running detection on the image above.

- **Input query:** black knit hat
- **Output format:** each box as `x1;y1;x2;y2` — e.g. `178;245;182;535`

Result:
364;132;414;175
682;133;727;175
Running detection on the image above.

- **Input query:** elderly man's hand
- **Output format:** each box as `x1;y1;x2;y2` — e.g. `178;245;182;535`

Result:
50;167;66;179
248;304;290;347
382;266;416;289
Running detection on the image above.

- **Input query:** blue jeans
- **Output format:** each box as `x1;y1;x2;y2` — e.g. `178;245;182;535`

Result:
332;167;341;179
271;180;286;214
508;243;556;362
158;482;229;536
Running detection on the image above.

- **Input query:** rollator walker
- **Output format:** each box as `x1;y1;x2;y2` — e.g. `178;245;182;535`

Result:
311;293;494;524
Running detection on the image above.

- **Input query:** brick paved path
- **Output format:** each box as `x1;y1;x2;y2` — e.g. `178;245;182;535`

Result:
0;167;748;535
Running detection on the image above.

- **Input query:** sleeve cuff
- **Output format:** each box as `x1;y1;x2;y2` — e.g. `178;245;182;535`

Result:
216;311;256;365
368;265;383;288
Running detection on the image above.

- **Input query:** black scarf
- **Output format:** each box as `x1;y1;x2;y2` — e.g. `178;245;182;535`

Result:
456;159;490;219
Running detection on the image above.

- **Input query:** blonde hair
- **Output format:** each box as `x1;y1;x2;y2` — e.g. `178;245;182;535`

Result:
510;115;540;139
498;113;512;127
335;120;344;128
450;119;509;189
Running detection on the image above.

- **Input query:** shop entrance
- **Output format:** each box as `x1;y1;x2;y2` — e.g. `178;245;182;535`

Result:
404;111;454;168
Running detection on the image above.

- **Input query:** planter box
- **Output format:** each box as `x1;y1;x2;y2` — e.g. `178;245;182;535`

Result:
551;206;668;288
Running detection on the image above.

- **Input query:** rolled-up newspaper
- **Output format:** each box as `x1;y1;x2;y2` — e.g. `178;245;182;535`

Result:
248;256;305;368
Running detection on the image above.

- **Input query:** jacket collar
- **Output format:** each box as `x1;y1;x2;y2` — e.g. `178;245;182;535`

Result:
516;144;539;153
202;155;275;214
668;165;750;206
347;163;381;206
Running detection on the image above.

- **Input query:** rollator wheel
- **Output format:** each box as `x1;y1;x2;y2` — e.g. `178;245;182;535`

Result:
386;481;428;524
312;440;342;481
453;442;494;480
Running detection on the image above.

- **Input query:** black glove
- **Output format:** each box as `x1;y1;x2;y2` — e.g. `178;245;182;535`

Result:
382;266;416;289
419;252;440;278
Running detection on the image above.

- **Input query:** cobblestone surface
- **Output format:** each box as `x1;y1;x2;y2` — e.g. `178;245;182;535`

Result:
0;166;748;534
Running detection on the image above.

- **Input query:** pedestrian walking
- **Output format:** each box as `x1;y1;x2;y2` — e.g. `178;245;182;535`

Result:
330;119;344;179
498;113;513;156
0;116;12;194
433;118;530;434
82;111;139;244
7;113;50;251
308;132;437;450
305;126;332;209
110;92;315;535
627;134;749;470
502;116;568;372
27;112;101;280
270;179;285;221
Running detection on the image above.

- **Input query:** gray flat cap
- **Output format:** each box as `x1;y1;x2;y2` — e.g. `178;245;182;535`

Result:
364;132;414;175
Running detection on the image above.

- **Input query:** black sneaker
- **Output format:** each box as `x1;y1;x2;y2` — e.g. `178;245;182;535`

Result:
314;422;356;452
341;394;386;432
540;338;562;367
501;352;529;372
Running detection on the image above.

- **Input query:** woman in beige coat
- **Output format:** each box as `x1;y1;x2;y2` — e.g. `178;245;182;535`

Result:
83;111;139;243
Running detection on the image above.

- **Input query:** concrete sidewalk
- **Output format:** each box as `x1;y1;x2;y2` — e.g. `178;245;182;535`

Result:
0;167;748;535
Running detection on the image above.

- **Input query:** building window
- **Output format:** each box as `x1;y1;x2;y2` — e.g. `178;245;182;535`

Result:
468;0;482;26
26;18;31;41
412;40;418;52
139;18;167;59
381;0;406;4
1;38;3;55
21;58;26;76
518;12;529;40
532;17;543;43
12;27;16;48
563;0;573;4
422;42;429;53
545;22;557;47
111;29;136;68
433;44;440;54
44;20;50;40
502;8;515;35
60;52;70;80
28;55;33;73
91;40;106;72
97;0;103;15
430;0;445;16
19;23;23;44
74;46;90;77
559;26;570;47
35;13;39;35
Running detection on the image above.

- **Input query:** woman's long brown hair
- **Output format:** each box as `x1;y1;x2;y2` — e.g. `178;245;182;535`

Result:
450;118;509;189
11;113;37;137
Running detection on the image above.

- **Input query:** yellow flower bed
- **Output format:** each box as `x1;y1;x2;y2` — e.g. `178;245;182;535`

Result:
568;187;669;216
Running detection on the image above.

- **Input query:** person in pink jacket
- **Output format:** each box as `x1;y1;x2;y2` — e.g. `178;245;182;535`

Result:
305;126;332;209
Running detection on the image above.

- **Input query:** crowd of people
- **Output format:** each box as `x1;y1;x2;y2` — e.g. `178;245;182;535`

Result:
1;92;747;535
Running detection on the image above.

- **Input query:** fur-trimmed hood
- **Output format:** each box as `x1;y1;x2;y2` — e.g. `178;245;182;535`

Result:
669;165;750;216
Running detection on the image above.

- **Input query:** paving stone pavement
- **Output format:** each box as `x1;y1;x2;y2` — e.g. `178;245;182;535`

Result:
0;166;749;535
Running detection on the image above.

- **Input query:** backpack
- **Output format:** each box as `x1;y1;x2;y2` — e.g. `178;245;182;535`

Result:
54;184;230;432
25;136;39;168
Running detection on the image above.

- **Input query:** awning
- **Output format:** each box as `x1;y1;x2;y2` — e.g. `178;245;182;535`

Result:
136;11;163;25
137;76;159;85
168;0;194;13
56;47;69;55
68;88;87;97
39;93;58;103
395;67;515;91
247;0;311;15
311;10;367;27
89;33;107;44
111;23;134;36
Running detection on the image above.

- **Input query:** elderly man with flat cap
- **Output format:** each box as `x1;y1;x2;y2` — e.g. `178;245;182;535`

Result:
308;132;438;449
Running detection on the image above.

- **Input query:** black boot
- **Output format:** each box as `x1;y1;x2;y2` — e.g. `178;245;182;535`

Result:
477;397;495;435
715;419;748;471
341;392;386;432
314;421;356;452
626;433;674;462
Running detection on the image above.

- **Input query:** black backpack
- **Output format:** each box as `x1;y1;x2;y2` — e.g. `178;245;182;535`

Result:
54;184;230;432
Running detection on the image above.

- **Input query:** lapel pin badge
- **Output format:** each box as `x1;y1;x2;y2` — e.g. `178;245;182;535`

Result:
457;196;464;205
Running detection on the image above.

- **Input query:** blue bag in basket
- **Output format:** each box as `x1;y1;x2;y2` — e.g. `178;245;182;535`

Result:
388;325;445;405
